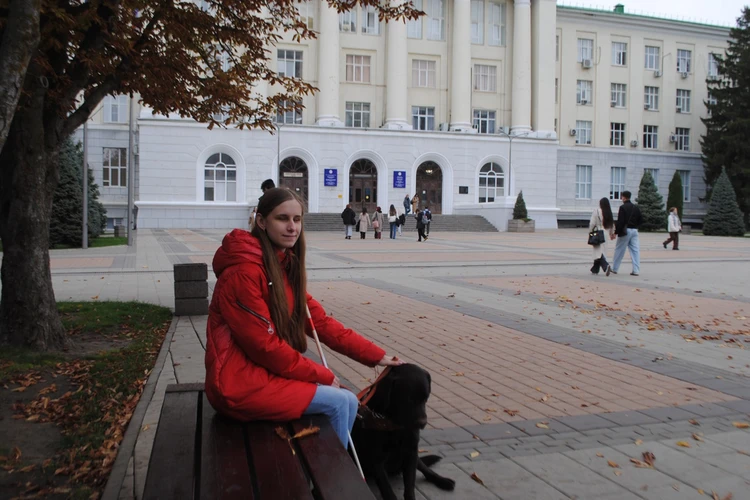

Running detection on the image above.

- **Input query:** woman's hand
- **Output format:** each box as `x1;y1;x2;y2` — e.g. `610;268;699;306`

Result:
377;355;405;367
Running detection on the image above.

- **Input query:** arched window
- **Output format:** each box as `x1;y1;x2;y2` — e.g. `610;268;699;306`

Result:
204;153;237;201
479;162;504;203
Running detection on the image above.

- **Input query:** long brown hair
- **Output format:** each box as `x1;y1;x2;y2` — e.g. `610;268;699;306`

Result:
599;197;614;229
251;188;308;352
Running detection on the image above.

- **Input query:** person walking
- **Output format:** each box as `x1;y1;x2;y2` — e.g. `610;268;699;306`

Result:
398;212;405;235
205;188;403;448
371;206;384;240
403;194;411;216
589;198;616;275
357;207;370;239
610;191;644;276
341;203;356;240
388;205;399;239
416;209;428;242
663;207;682;250
423;206;432;236
411;194;420;215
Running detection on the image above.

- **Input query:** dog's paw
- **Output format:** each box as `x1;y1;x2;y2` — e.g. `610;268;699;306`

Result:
434;476;456;491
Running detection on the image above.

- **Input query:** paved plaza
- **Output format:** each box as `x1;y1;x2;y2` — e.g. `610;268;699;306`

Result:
46;228;750;499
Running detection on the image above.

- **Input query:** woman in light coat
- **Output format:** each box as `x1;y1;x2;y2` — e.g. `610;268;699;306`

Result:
663;207;682;250
589;197;616;275
371;206;384;239
411;194;420;215
357;207;370;239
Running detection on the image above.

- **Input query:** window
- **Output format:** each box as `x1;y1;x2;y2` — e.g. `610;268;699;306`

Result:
362;5;380;34
556;35;559;61
345;102;371;128
346;55;371;83
575;120;592;145
470;0;484;44
479;162;504;202
412;106;435;131
611;83;627;107
103;95;128;123
296;0;314;29
644;168;659;185
576;80;592;104
577;38;593;62
412;59;436;88
644;86;659;110
679;170;691;201
204;152;237;202
407;0;422;38
612;42;627;66
278;50;303;78
643;125;658;149
339;9;356;32
473;64;497;92
676;89;691;113
555;78;558;103
644;45;660;70
677;49;692;73
276;100;303;124
610;167;626;200
610;123;626;147
707;92;717;115
675;127;690;152
575;165;592;200
473;109;496;134
102;148;127;187
488;0;506;46
708;53;719;77
426;0;445;41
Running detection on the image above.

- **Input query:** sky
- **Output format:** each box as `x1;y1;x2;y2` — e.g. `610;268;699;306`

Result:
558;0;748;27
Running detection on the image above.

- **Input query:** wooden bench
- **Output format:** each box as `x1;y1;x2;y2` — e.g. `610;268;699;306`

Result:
143;383;376;500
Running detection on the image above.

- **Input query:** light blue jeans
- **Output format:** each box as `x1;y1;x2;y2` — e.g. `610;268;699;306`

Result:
613;228;640;274
345;225;353;238
303;385;359;447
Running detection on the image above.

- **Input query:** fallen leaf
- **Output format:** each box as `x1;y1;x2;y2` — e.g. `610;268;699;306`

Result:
722;494;733;500
470;451;480;458
607;460;619;468
454;372;465;377
672;484;680;491
634;439;643;445
504;409;519;417
418;449;429;453
698;489;704;495
536;423;549;429
630;458;651;468
142;425;150;432
738;450;750;456
470;472;484;485
642;451;656;467
614;470;622;476
676;441;691;448
361;301;371;305
689;419;700;426
732;422;750;429
18;464;35;473
596;453;604;458
292;425;321;440
692;433;703;442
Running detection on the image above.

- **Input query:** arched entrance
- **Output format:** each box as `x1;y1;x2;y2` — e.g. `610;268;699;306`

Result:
349;159;378;214
416;161;443;213
279;156;309;211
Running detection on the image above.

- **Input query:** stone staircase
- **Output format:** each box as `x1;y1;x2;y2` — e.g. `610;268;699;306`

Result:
303;213;498;232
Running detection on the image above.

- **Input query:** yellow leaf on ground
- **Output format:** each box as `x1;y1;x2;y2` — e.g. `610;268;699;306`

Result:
732;422;750;429
634;439;643;445
596;453;604;458
607;460;619;468
614;470;622;476
692;433;703;442
470;472;484;485
536;423;549;429
470;451;480;458
676;441;691;448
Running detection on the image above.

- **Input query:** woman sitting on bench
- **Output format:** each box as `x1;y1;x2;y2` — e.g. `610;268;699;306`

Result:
205;188;402;447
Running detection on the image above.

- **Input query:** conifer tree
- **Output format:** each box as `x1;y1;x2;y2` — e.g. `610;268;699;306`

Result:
702;7;750;229
513;191;529;220
667;171;684;221
703;168;746;236
635;172;666;232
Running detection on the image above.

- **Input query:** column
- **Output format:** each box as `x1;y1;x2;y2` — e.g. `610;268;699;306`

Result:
531;0;556;136
511;0;532;134
449;0;473;132
316;0;343;126
384;0;412;130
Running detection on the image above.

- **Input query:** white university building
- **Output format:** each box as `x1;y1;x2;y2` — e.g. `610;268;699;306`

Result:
78;1;730;231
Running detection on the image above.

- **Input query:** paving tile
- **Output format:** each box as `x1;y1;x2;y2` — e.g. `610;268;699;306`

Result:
677;403;736;418
420;427;477;445
657;436;736;457
639;406;703;422
462;423;527;441
690;475;750;500
555;414;615;432
509;418;575;436
513;453;624;498
703;430;750;451
699;451;750;478
717;399;750;413
639;484;708;500
415;463;499;500
453;459;568;500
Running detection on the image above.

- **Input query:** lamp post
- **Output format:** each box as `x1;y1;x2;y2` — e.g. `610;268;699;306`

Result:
276;122;282;171
496;128;530;198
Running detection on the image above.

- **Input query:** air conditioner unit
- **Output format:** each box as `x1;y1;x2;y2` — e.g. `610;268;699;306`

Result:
582;59;593;69
680;71;689;79
669;134;677;143
676;106;682;113
438;122;450;131
644;103;651;110
654;70;662;78
569;129;577;136
580;99;588;105
630;140;638;147
610;101;617;107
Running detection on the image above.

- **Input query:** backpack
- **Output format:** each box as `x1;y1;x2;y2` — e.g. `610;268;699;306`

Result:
398;214;406;225
424;210;431;222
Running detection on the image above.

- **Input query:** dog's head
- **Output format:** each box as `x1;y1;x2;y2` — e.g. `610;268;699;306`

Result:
368;364;431;429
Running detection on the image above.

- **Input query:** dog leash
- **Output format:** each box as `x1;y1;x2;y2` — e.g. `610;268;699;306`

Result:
305;305;366;480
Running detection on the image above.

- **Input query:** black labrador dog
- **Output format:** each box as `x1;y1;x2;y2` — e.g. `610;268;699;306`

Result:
351;363;456;500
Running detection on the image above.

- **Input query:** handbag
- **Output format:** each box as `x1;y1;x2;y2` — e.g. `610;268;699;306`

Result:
588;227;606;246
355;221;360;232
372;218;380;229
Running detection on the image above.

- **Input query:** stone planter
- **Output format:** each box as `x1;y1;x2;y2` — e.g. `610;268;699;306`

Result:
507;219;535;233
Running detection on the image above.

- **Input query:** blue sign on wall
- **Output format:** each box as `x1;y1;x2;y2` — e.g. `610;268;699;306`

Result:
393;171;406;189
324;169;337;187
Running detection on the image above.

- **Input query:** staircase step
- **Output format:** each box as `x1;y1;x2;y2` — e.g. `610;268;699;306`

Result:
303;214;498;232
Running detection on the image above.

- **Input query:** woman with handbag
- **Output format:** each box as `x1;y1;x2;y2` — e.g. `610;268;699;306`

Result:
371;207;384;239
589;198;616;275
388;205;398;239
357;207;370;239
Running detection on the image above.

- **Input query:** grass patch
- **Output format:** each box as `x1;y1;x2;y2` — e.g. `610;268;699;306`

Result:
51;236;127;250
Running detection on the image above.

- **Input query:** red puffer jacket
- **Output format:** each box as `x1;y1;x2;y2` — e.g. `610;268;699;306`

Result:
205;229;385;421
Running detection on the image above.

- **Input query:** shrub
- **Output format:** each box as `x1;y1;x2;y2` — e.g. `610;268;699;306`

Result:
703;168;746;236
635;171;666;232
667;171;684;221
513;191;529;220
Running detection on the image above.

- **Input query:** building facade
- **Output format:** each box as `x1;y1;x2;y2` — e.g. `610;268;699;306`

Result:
80;1;730;230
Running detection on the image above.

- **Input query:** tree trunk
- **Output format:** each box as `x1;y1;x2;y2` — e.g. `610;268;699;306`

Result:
0;81;66;350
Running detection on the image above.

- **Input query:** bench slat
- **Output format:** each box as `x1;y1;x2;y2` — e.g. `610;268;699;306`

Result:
245;421;315;499
199;394;256;500
292;416;376;500
143;391;199;500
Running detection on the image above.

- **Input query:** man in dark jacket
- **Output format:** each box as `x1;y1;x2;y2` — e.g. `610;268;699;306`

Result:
609;191;644;276
341;204;356;240
403;194;411;215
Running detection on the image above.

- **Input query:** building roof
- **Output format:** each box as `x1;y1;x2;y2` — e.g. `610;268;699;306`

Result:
557;2;733;30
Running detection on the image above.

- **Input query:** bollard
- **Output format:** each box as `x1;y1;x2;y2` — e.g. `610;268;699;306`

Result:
174;263;209;315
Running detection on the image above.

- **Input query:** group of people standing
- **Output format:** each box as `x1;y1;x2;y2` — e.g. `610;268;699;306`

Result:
340;193;432;241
